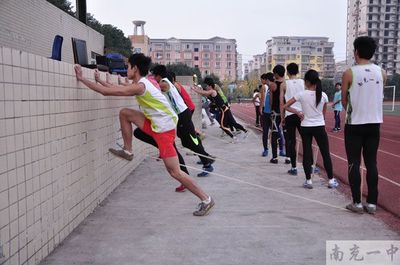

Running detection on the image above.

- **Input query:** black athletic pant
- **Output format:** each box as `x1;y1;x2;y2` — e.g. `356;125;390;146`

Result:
300;126;333;180
285;114;301;168
334;111;341;129
261;112;271;151
345;124;380;204
177;109;212;166
223;109;247;132
133;128;189;175
255;105;260;125
271;115;281;158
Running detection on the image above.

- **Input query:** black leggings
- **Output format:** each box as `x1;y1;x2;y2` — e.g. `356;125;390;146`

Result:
300;126;333;180
177;109;212;166
345;124;380;204
271;115;281;158
215;108;246;138
261;112;271;150
255;105;260;125
334;111;341;129
133;128;189;175
285;114;301;168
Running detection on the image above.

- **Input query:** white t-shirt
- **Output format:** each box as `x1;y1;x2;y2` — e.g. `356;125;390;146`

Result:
253;92;260;106
285;79;304;117
294;90;328;127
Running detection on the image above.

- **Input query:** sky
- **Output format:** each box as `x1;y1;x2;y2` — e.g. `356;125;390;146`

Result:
73;0;348;63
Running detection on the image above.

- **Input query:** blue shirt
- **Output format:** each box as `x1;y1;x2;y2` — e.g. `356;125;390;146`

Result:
263;85;271;113
333;91;343;111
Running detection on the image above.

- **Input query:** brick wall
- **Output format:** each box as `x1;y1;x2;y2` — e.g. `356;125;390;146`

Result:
0;0;104;64
0;46;168;265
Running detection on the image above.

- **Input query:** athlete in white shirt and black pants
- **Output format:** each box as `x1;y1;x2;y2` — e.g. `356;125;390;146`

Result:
280;63;305;175
342;36;386;214
284;70;339;189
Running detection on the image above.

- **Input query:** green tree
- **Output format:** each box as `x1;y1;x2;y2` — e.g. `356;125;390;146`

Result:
387;73;400;100
100;24;132;57
47;0;132;57
164;63;202;81
321;79;335;101
47;0;74;15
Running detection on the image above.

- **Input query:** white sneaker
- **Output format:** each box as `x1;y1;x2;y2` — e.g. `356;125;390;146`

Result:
328;178;339;189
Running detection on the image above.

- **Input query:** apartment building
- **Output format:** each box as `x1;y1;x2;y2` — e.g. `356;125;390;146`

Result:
347;0;400;75
265;36;336;79
148;36;238;81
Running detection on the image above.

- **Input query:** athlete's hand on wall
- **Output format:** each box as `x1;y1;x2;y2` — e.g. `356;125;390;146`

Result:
74;65;83;81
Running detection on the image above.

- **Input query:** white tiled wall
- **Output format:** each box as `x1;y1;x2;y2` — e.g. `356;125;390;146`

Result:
0;0;104;64
0;47;162;265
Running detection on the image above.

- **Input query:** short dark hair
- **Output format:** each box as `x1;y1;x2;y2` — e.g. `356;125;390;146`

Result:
261;73;268;80
169;72;177;82
151;64;167;78
165;72;174;83
286;63;299;75
128;53;152;76
354;36;377;60
265;72;275;82
335;82;341;87
273;65;285;77
204;76;215;88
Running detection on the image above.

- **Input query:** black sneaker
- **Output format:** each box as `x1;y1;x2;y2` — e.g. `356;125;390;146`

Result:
270;158;278;164
193;197;215;216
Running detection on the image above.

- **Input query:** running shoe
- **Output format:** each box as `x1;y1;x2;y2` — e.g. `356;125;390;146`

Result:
328;178;339;189
285;158;291;164
270;158;278;164
197;165;214;177
346;203;364;214
262;149;269;157
287;168;298;176
175;184;186;192
193;197;215;216
312;166;320;174
363;204;377;214
303;180;313;189
109;148;133;161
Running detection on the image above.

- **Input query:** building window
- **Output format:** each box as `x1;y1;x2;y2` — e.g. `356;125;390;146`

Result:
194;56;199;61
195;65;199;68
216;62;221;68
203;53;210;59
203;61;209;67
156;52;163;59
166;53;170;59
227;45;231;51
291;47;296;51
202;45;210;50
227;53;231;59
317;48;322;52
194;48;199;52
216;53;222;60
227;62;232;69
216;45;221;51
155;44;163;50
184;53;192;59
166;44;171;50
185;44;190;50
175;45;180;51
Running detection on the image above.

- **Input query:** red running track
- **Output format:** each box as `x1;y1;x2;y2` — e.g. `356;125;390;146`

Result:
230;103;400;218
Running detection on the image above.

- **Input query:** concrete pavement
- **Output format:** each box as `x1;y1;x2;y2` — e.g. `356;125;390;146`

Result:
40;119;399;265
